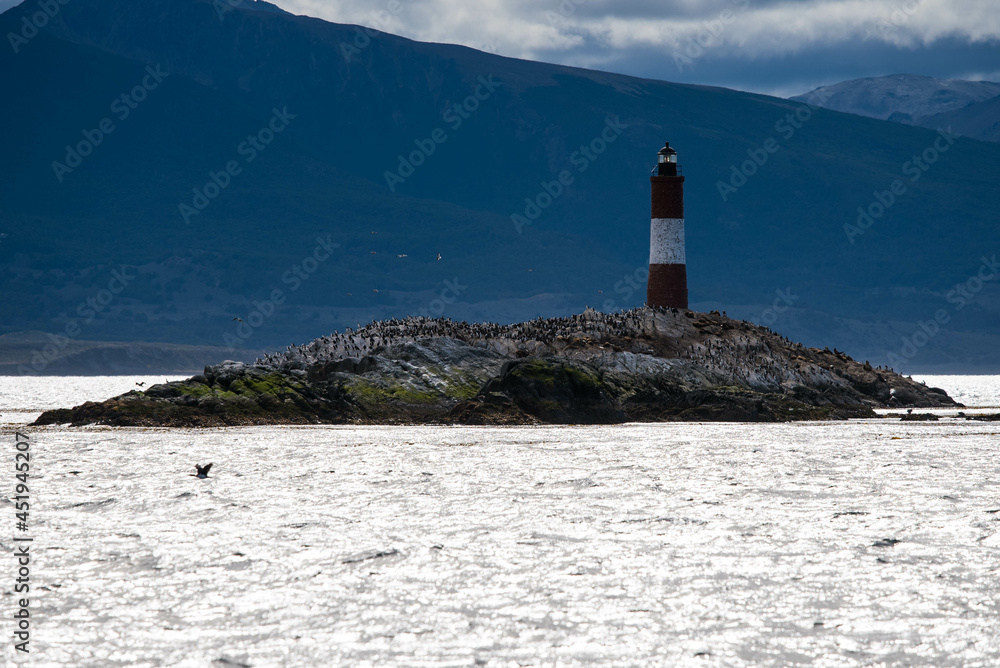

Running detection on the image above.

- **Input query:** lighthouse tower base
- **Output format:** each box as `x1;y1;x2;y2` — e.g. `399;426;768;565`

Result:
647;263;688;309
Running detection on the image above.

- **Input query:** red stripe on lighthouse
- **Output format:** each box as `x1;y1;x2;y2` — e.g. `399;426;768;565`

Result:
647;264;688;308
651;175;684;219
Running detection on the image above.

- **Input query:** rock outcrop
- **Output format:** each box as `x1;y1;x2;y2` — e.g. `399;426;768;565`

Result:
34;309;959;427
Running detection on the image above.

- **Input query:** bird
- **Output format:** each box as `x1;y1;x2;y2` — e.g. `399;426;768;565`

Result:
135;381;146;387
370;251;377;255
372;289;379;293
193;463;213;479
396;254;408;258
906;408;913;414
436;253;442;261
233;317;245;323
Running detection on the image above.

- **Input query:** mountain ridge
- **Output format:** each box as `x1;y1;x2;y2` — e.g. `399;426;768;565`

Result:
791;73;1000;142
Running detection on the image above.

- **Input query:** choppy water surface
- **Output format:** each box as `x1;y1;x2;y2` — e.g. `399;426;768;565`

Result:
1;378;999;667
913;375;1000;409
0;375;188;427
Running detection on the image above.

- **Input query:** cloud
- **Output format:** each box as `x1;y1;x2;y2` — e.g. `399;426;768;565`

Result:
276;0;1000;61
4;0;993;95
270;0;999;94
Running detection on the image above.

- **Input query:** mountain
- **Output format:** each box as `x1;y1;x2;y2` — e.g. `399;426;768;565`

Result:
916;94;1000;143
792;74;1000;144
791;74;1000;121
2;0;999;373
0;332;252;375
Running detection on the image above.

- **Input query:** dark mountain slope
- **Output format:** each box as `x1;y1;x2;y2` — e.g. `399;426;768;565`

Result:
916;94;1000;143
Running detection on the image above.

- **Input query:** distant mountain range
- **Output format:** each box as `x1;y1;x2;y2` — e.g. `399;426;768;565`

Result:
1;0;999;373
0;331;251;374
792;74;1000;142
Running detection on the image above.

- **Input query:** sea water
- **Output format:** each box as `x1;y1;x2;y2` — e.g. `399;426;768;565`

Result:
1;376;998;667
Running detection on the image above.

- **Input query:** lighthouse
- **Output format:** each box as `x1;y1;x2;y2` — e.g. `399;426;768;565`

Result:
647;141;688;309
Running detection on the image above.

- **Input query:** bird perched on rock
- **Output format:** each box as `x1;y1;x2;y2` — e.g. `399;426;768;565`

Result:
193;463;213;479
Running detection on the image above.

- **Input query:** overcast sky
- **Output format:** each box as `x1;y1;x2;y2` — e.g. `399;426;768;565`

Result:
276;0;1000;97
3;0;997;96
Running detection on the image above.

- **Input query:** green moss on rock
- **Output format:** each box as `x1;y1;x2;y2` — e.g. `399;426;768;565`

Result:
345;379;439;406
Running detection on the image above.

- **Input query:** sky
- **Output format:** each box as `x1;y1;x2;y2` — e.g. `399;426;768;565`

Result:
271;0;1000;97
1;0;997;96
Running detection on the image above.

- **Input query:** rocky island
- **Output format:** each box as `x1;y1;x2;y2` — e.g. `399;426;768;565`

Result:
34;308;958;427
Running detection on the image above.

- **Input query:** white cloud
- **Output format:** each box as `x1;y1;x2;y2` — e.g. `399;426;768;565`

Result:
275;0;1000;63
283;0;570;55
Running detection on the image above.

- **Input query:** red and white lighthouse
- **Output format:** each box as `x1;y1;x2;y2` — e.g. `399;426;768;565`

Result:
647;141;688;309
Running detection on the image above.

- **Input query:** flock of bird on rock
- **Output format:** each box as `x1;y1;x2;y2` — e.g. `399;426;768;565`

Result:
241;306;894;396
253;307;685;367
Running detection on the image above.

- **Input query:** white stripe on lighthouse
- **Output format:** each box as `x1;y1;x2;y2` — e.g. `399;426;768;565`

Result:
649;218;686;265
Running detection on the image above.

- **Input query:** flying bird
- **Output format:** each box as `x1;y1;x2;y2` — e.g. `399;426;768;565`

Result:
233;317;245;323
396;254;408;258
135;381;146;387
193;463;213;479
436;253;442;261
